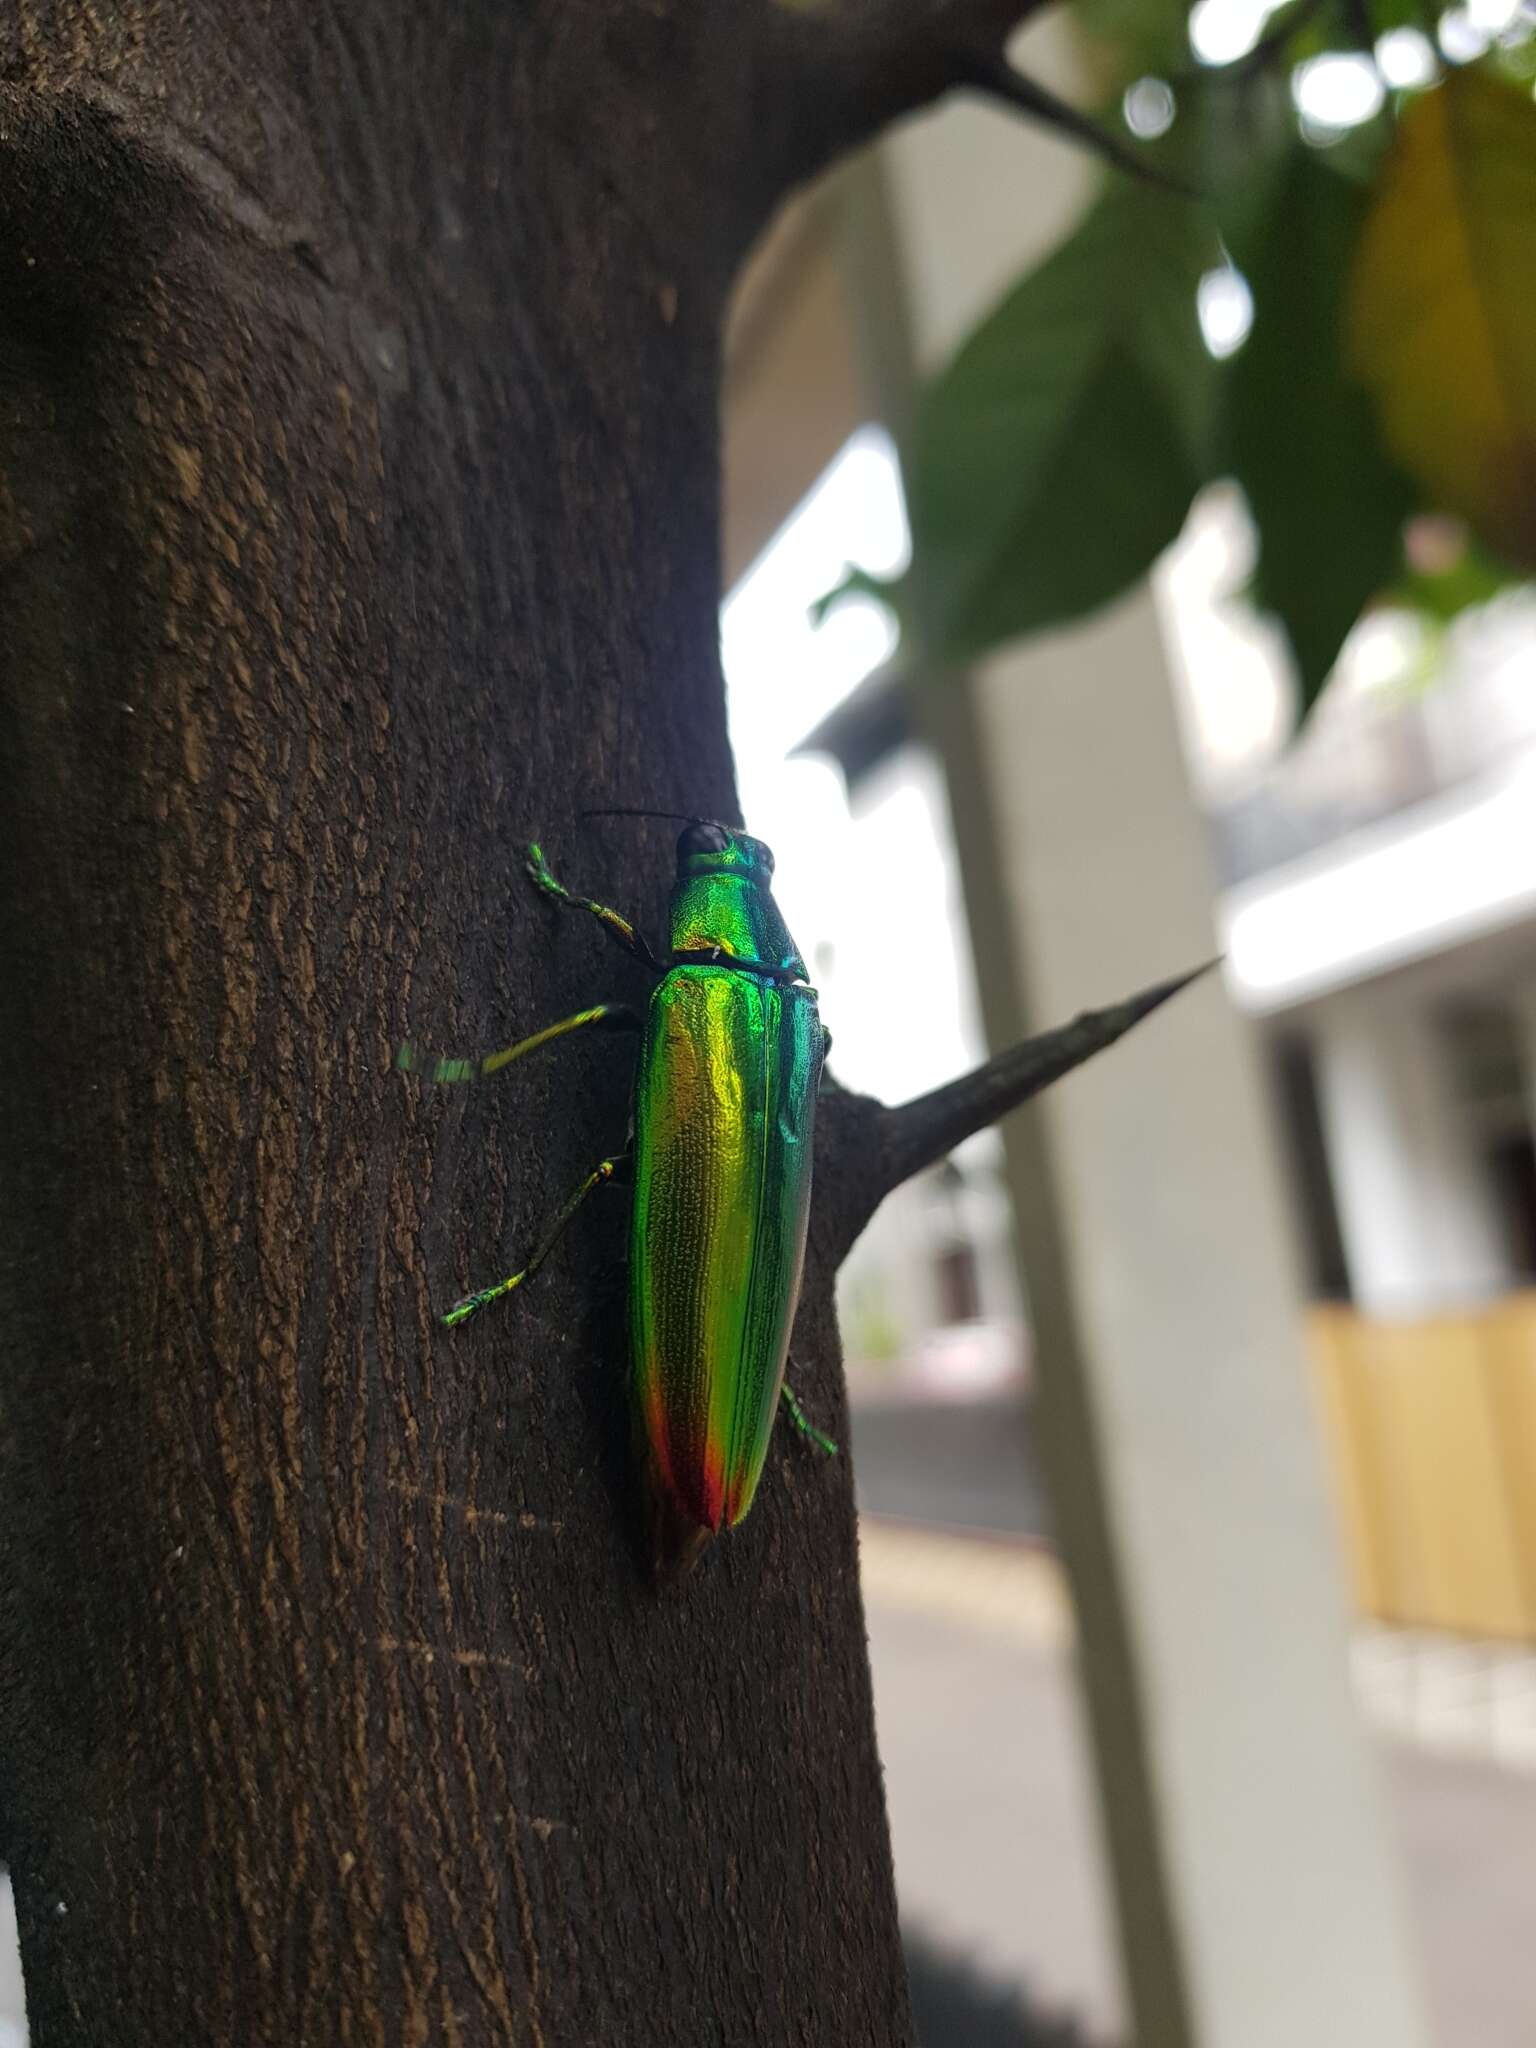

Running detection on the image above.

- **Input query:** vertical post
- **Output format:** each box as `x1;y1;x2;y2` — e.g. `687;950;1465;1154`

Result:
849;26;1434;2044
943;598;1429;2048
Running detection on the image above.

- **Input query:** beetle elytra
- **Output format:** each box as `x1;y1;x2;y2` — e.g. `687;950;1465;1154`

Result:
401;820;833;1577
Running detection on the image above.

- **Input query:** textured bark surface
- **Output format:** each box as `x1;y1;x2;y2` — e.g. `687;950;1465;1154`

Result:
0;7;921;2042
0;0;1153;2037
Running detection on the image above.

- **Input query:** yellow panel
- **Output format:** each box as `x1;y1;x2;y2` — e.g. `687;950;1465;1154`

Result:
1305;1302;1534;1641
1482;1293;1536;1633
1354;1316;1439;1628
1368;1314;1526;1639
1305;1308;1393;1618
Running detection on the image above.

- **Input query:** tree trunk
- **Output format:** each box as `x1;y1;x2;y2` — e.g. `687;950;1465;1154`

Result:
0;4;1172;2040
0;7;915;2041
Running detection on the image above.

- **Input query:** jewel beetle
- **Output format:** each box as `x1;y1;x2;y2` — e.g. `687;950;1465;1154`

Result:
400;818;836;1577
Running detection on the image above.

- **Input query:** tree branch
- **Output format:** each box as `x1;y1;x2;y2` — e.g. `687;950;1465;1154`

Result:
761;0;1161;196
951;43;1195;192
815;960;1217;1259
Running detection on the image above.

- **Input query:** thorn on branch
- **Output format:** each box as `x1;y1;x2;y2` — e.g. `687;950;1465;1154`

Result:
816;959;1219;1261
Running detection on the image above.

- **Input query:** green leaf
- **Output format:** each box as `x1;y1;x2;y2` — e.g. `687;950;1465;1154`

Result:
1493;31;1536;88
1070;0;1193;80
1357;0;1436;31
1171;66;1298;205
1221;147;1415;715
898;181;1221;665
1348;65;1536;570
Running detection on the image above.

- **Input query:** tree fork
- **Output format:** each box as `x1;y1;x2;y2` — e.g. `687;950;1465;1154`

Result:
1;3;1164;2043
759;0;1161;194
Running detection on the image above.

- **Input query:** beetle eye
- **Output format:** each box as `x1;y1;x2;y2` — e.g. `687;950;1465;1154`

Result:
678;821;732;858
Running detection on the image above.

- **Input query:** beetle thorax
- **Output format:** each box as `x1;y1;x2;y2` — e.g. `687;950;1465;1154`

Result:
666;828;806;978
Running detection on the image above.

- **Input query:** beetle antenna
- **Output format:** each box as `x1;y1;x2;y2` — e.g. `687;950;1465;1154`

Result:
581;806;708;823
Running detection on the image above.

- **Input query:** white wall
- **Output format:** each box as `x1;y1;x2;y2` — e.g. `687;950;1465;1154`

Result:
1313;992;1513;1317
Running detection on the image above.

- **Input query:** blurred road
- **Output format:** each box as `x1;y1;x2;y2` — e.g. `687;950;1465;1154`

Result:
850;1390;1051;1539
863;1519;1536;2048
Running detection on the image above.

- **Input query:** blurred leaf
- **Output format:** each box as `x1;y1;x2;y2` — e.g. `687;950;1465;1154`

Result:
1222;148;1414;714
1298;109;1396;188
1360;0;1434;29
1281;4;1354;63
1117;63;1297;215
1071;0;1193;81
1494;34;1536;88
1348;65;1536;569
897;181;1220;664
1182;65;1299;195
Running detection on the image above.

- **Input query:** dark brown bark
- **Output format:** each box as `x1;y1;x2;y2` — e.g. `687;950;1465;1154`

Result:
0;10;904;2042
0;3;1162;2043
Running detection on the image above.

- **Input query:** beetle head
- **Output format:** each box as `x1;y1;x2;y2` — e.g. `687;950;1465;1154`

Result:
667;821;804;978
580;807;804;976
675;820;775;879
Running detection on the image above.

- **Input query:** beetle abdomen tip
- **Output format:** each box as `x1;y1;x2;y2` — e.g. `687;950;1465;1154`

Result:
647;1488;715;1584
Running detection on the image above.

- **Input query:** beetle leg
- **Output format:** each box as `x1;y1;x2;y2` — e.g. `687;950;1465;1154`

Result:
398;1002;639;1083
525;841;664;971
442;1146;633;1329
780;1381;839;1458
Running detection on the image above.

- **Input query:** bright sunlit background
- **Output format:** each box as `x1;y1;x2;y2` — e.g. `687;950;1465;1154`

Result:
722;429;985;1112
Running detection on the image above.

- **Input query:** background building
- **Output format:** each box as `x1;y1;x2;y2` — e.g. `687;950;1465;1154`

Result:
714;34;1536;2046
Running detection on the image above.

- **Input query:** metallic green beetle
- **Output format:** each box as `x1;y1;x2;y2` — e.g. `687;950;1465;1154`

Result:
400;822;834;1576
